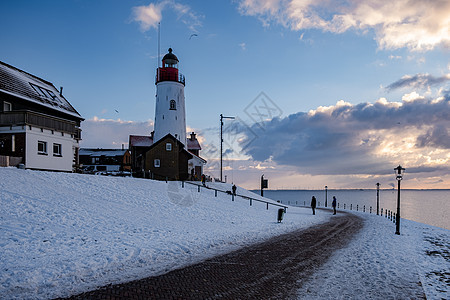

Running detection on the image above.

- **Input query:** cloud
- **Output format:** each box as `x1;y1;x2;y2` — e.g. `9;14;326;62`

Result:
237;0;450;51
80;117;154;148
386;73;450;91
132;0;202;32
239;42;247;50
237;95;450;177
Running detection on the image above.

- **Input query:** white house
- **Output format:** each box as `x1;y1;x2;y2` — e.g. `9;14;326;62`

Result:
0;61;83;172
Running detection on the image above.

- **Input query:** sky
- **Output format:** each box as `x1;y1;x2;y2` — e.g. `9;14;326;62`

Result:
1;0;449;189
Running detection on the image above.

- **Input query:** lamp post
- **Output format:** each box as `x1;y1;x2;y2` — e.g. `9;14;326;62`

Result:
325;186;328;207
394;165;405;235
220;114;235;182
261;174;268;197
376;182;380;215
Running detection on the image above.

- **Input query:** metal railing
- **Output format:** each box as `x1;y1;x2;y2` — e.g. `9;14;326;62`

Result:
183;181;288;212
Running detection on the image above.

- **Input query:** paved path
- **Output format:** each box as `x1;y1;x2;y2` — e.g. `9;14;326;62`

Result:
62;211;363;300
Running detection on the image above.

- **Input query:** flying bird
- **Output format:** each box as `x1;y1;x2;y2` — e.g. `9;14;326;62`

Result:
115;109;119;113
189;33;198;40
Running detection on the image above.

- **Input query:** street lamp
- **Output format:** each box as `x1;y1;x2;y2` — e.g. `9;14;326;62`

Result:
220;114;235;182
325;186;328;207
376;182;380;215
394;165;405;235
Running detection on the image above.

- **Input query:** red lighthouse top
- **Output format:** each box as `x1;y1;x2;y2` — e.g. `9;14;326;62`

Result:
156;48;185;85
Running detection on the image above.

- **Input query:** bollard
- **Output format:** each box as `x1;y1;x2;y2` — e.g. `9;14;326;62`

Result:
357;205;359;211
277;208;284;223
232;194;234;201
350;204;352;210
370;206;372;214
250;199;252;206
215;190;217;197
182;181;184;188
198;186;200;192
266;203;269;210
344;203;346;209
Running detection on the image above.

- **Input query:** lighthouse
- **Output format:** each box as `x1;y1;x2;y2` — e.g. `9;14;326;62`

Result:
154;48;187;145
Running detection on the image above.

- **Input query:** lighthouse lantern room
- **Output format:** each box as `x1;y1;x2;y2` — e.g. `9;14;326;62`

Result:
154;48;187;145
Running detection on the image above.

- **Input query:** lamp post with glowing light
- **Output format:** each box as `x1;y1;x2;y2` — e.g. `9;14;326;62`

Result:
376;182;380;215
394;165;405;235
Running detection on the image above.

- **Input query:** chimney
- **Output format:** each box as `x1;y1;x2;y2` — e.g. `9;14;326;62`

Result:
150;131;155;139
190;132;196;140
59;86;63;97
122;144;124;150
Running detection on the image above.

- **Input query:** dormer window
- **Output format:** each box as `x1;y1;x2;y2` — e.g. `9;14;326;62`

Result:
170;100;176;110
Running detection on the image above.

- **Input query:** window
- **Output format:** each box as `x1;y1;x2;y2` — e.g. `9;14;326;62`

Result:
154;159;161;168
53;143;62;156
38;141;47;155
166;143;172;151
169;99;176;110
3;101;12;112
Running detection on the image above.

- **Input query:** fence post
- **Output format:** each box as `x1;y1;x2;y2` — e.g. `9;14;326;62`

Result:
232;194;234;201
363;205;365;212
250;198;252;206
198;185;200;192
266;202;269;210
344;203;346;209
357;205;359;211
370;206;372;214
182;181;184;188
215;190;217;197
350;204;352;210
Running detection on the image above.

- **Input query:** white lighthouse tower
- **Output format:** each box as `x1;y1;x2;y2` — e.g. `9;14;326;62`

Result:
154;48;187;145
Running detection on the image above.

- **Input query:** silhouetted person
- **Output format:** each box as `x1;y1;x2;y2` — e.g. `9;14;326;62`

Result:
311;196;317;215
201;174;206;187
232;184;237;195
332;196;337;215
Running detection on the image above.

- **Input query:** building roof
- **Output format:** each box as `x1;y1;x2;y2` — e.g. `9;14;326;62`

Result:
129;135;154;147
79;149;128;157
0;61;83;120
187;138;201;150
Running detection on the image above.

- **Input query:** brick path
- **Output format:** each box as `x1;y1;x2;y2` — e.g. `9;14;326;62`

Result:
61;212;363;300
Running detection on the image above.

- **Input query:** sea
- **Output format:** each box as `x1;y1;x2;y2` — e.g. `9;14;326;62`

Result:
251;189;450;230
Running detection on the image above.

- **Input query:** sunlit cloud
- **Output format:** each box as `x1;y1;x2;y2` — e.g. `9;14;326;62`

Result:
237;0;450;51
236;94;449;182
132;0;202;32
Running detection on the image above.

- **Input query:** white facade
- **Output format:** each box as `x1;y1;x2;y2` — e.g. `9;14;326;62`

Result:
154;81;187;145
0;125;76;171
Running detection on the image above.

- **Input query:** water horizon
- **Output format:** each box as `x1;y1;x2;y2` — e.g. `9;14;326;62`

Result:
251;189;450;230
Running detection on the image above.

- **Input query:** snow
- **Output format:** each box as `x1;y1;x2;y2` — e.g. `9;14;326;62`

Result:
0;168;448;299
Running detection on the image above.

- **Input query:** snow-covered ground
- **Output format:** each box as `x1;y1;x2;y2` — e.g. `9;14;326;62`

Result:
0;168;448;299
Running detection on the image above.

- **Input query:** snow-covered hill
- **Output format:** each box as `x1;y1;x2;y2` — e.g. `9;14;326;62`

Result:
0;168;329;299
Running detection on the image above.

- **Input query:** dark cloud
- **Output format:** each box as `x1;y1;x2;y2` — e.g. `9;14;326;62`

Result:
238;97;449;176
386;73;450;91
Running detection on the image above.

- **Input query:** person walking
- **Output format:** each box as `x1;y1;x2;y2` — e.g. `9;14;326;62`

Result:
332;196;337;215
311;196;317;215
232;184;237;195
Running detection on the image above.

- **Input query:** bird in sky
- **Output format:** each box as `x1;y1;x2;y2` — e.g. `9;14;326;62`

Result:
189;33;198;40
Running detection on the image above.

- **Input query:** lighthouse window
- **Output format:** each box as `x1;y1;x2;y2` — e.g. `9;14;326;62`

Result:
170;100;176;110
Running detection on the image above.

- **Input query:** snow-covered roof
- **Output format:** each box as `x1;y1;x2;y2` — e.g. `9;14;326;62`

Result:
0;61;82;119
188;151;207;164
129;135;153;147
79;149;128;157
